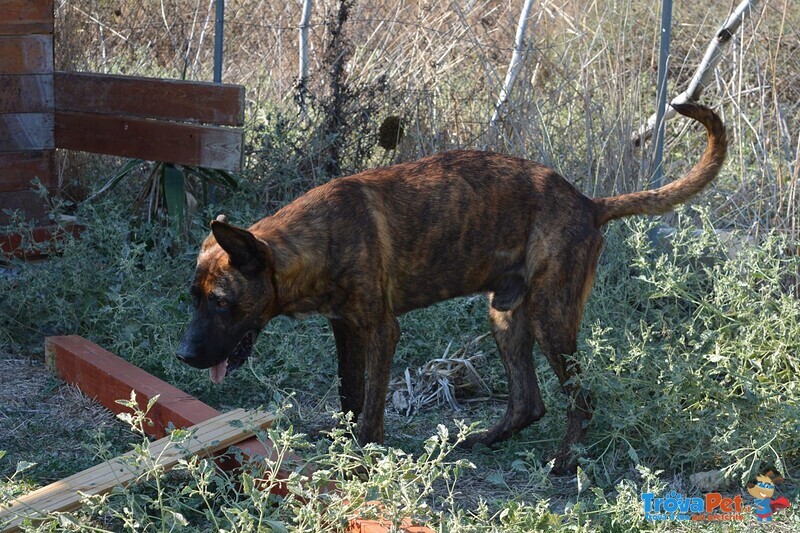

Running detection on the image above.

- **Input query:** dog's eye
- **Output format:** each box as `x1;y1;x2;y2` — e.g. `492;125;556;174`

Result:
208;294;230;312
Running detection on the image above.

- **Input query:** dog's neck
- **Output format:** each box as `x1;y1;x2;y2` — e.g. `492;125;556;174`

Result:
250;215;335;319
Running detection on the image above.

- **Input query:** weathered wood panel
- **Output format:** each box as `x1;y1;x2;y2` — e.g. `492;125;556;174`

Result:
0;409;275;533
0;188;53;224
55;71;245;126
0;150;56;190
0;113;54;151
0;35;53;74
55;111;244;171
0;0;54;35
0;75;53;113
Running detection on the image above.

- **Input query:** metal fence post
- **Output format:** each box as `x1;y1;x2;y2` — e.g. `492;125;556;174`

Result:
652;0;673;188
213;0;225;84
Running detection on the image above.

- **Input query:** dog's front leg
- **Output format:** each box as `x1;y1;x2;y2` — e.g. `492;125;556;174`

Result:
354;317;400;446
330;318;366;419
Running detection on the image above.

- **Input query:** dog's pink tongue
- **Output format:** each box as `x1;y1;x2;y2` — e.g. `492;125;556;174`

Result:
209;359;228;384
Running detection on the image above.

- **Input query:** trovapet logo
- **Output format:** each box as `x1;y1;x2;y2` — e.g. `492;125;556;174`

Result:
642;468;791;522
641;491;747;522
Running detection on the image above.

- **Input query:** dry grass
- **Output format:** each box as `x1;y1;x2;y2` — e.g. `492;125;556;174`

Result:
0;350;133;483
388;332;494;416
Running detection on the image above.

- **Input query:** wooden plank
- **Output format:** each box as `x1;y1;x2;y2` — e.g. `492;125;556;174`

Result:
0;0;54;35
0;75;54;114
44;336;303;492
0;223;82;260
0;36;53;74
55;71;245;127
45;336;221;439
55;111;243;171
0;150;56;191
0;188;54;224
0;114;55;151
0;409;275;532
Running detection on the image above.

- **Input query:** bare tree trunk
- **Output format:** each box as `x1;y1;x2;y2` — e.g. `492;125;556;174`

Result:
489;0;535;130
632;0;758;146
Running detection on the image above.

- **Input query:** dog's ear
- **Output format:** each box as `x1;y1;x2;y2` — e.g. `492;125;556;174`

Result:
211;220;270;275
200;215;229;252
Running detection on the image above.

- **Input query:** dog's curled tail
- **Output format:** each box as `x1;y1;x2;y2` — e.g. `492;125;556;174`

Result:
593;102;727;227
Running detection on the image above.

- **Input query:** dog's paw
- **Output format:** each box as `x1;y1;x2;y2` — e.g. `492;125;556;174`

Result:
453;430;496;450
550;452;579;476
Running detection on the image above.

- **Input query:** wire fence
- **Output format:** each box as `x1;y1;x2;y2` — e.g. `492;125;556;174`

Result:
55;0;521;98
54;0;799;234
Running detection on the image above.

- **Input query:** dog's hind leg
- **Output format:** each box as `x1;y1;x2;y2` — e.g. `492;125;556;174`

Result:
530;243;600;474
537;333;592;475
465;298;546;446
330;318;366;419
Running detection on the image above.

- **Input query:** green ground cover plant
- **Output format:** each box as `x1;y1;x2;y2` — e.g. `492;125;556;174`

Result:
2;0;799;529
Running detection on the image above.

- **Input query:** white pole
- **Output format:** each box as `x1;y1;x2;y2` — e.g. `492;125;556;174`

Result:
489;0;535;130
632;0;758;146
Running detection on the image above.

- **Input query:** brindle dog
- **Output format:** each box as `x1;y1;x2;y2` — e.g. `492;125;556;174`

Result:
177;102;726;473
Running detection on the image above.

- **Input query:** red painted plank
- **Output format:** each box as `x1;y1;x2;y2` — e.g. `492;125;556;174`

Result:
54;111;243;171
55;71;245;127
45;336;220;438
43;336;298;482
0;0;54;35
0;113;55;151
0;75;54;113
0;35;53;74
0;223;82;259
0;150;56;191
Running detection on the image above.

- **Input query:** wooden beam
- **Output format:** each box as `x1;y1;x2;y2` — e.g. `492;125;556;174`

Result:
44;336;302;479
0;409;274;532
46;336;221;438
0;36;52;74
0;223;82;259
55;72;245;127
0;0;54;35
0;114;54;152
0;75;53;113
54;111;243;171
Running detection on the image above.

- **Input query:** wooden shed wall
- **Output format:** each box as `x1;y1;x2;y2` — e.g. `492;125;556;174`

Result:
0;0;56;224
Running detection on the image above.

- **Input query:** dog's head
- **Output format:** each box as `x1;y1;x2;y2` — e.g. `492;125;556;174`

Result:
177;215;278;383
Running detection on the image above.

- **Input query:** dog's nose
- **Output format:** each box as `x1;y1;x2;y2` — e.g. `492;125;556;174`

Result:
176;341;195;363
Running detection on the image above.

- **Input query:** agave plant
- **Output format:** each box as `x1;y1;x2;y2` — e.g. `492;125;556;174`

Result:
90;160;238;238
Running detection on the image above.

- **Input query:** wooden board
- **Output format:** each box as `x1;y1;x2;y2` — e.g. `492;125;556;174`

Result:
0;188;54;224
0;113;54;151
55;72;245;127
55;111;243;171
43;336;300;475
0;408;275;532
0;36;52;74
0;223;82;259
0;75;53;113
46;336;222;439
0;150;56;191
0;0;54;35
